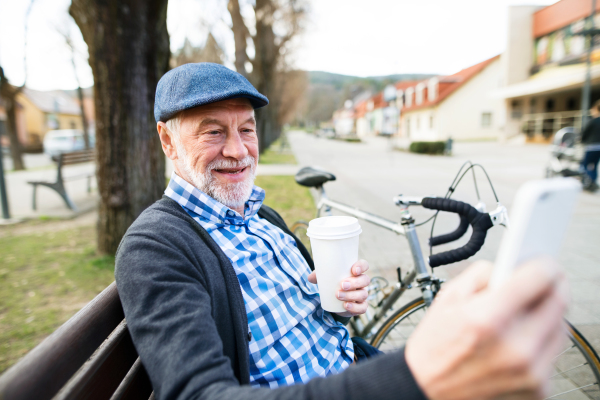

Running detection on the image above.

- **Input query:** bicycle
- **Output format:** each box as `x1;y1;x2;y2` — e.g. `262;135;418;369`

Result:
292;163;600;400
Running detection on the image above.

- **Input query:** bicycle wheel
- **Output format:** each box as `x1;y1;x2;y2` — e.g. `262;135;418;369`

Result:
371;298;600;400
291;220;311;255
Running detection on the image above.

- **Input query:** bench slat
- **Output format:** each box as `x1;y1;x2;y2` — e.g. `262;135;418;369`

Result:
53;320;139;400
109;358;152;400
0;282;124;400
62;157;94;165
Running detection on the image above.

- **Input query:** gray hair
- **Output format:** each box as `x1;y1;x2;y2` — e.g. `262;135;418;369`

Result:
165;114;181;138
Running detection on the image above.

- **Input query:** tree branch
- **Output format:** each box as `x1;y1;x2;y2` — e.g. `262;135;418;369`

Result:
227;0;250;76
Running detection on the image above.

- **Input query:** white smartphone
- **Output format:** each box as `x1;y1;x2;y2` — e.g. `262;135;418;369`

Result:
489;178;581;288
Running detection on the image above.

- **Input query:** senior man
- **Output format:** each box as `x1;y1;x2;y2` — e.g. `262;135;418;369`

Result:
116;63;567;400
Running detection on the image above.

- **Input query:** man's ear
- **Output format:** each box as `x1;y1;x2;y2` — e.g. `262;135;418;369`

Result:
157;122;178;160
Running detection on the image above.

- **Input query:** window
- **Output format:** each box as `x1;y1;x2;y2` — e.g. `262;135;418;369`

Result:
511;100;522;120
415;83;425;105
428;78;438;101
70;121;76;129
567;97;577;111
429;115;434;129
481;112;492;128
405;118;411;137
416;116;420;130
405;88;414;107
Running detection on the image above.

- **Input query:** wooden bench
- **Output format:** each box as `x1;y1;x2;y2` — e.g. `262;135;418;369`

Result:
28;149;95;211
0;283;154;400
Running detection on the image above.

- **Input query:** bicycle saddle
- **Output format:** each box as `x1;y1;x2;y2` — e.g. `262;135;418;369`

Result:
295;166;336;188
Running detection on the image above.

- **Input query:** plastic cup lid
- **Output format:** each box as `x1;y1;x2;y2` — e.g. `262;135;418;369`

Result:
306;216;362;240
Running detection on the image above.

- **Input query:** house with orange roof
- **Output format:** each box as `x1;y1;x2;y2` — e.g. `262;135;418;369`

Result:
493;0;600;142
398;55;503;141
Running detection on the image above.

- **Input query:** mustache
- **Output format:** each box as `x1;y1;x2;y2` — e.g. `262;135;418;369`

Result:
207;156;256;172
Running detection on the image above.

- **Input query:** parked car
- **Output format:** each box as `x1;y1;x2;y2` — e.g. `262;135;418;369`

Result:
43;129;95;157
317;127;336;139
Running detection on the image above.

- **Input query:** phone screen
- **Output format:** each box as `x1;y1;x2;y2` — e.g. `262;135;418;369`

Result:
490;178;580;288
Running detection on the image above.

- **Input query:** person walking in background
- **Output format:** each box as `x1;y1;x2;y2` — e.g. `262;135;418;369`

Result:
580;100;600;192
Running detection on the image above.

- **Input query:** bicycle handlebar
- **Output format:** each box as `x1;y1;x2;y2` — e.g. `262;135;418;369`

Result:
421;197;494;267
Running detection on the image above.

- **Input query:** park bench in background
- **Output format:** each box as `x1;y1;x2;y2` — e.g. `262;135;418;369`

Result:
0;283;154;400
28;149;95;211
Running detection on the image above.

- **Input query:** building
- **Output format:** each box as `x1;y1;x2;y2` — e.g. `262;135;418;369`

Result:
399;55;504;142
15;88;85;148
495;0;600;142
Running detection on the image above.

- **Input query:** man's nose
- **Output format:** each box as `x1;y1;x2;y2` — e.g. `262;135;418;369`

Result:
222;131;249;160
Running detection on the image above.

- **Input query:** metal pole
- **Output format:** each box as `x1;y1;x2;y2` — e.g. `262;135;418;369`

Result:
0;144;10;219
581;0;597;128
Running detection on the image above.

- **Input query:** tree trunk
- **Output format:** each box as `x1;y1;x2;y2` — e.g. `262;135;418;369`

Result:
70;0;170;255
252;0;281;151
75;85;90;149
0;67;25;171
227;0;249;77
69;51;91;149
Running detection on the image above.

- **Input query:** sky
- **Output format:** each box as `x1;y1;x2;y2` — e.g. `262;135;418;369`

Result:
0;0;559;91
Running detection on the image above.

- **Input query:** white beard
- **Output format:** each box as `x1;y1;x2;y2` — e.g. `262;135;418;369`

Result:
174;140;257;209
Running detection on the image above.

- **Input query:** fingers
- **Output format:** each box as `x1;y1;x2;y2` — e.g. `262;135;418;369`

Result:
342;299;368;315
307;271;317;284
340;273;370;291
351;259;369;276
436;260;494;303
337;288;368;302
489;257;562;325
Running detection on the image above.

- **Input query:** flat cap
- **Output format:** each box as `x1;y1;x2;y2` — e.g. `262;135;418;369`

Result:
154;62;269;123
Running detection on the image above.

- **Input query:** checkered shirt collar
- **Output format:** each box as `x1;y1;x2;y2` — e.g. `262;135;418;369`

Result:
164;172;265;226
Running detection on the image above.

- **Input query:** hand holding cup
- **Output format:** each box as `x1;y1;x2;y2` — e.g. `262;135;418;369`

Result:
308;259;370;316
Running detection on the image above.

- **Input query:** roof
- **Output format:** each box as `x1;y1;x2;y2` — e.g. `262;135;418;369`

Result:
354;100;368;118
533;0;600;38
394;80;420;91
21;88;81;115
401;55;500;113
371;92;387;110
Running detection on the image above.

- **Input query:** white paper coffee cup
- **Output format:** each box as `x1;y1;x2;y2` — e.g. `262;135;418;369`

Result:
306;216;362;313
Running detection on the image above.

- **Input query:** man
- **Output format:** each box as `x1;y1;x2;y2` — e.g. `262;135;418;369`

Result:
116;63;567;400
580;100;600;192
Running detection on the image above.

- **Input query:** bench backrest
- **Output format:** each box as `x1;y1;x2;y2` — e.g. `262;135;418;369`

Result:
59;149;95;167
0;283;153;400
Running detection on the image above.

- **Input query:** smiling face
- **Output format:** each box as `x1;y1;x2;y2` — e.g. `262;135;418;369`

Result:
158;98;259;213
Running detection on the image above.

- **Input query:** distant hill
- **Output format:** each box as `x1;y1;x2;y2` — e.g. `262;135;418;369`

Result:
299;71;436;127
308;71;436;91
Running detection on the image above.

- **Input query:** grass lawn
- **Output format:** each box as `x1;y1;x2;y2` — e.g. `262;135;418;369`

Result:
258;136;297;165
0;175;314;373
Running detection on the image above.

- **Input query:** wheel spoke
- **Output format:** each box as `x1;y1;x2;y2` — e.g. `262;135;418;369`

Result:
544;383;598;399
549;362;588;379
552;345;576;361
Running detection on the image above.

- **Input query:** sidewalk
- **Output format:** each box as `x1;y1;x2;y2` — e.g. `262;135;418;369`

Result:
2;162;98;220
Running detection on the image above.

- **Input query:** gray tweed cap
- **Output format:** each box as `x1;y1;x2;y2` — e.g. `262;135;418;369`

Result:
154;62;269;123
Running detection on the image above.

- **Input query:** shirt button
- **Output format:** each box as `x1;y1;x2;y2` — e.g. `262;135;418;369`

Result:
248;331;252;341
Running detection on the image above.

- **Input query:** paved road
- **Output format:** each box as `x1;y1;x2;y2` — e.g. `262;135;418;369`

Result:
287;130;600;350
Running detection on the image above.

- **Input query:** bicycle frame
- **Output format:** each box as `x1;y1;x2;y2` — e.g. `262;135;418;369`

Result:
314;185;439;338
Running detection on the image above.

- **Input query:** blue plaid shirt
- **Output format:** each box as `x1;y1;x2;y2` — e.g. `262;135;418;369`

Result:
165;173;354;388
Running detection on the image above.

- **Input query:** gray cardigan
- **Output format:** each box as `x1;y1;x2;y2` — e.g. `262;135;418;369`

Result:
115;196;426;400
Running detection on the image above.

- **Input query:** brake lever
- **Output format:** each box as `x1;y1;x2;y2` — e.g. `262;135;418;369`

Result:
393;195;425;206
489;203;509;228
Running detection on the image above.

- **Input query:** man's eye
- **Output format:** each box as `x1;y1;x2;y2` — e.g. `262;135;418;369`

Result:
209;130;221;135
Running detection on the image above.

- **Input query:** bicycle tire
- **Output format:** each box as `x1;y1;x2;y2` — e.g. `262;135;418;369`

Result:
291;220;311;256
370;297;600;400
